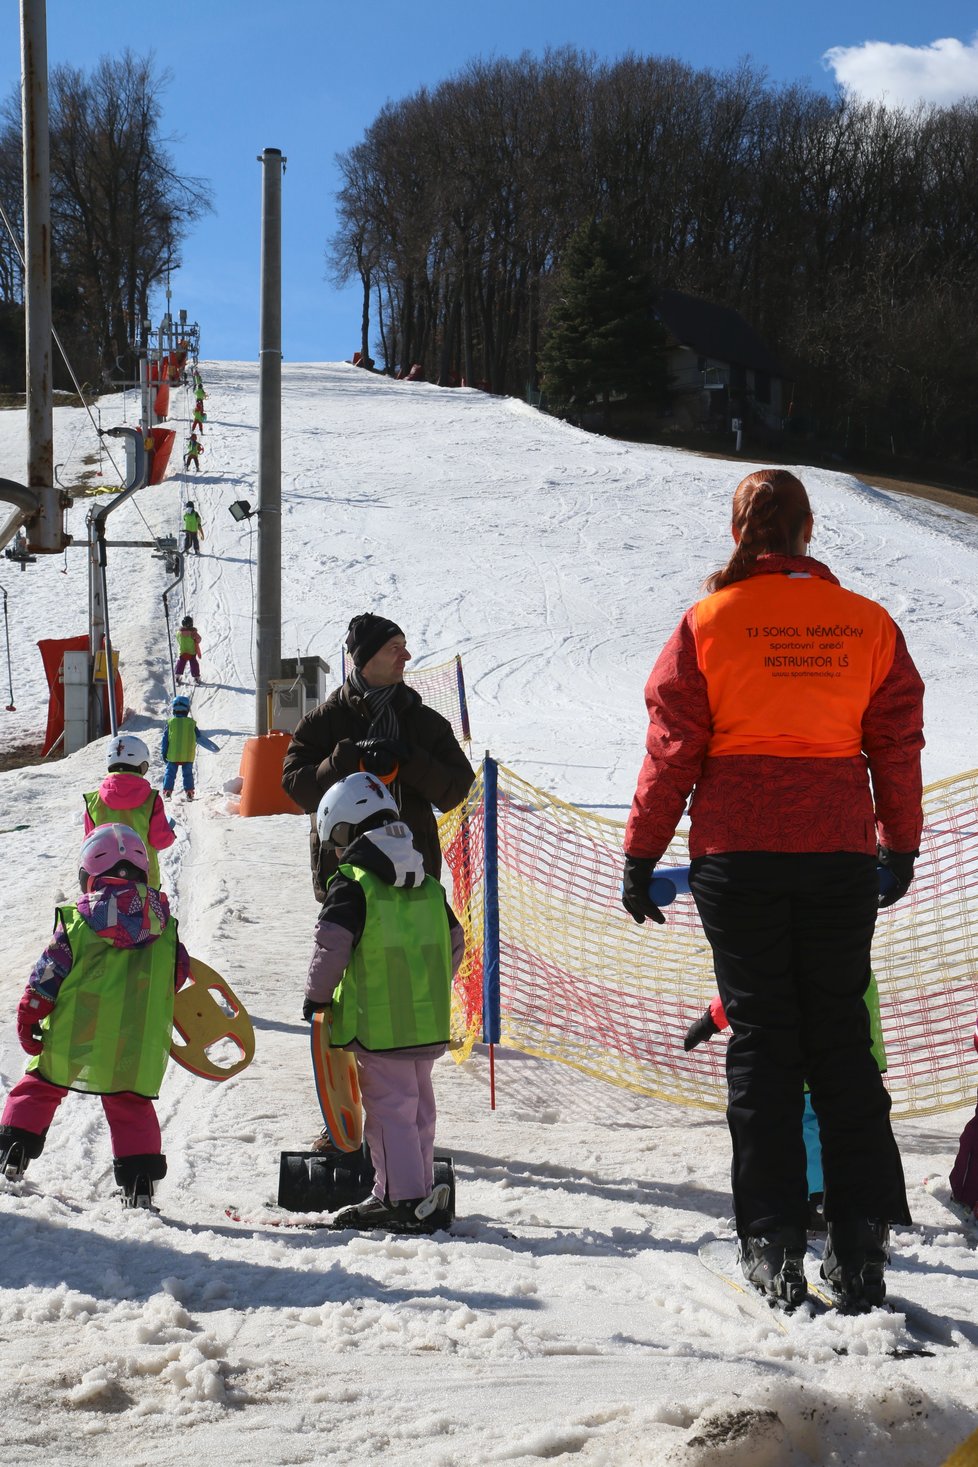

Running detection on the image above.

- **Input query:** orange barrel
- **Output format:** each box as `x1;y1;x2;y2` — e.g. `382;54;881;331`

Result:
238;731;304;817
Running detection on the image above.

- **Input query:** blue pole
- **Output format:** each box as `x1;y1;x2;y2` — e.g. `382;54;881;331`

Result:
482;753;501;1045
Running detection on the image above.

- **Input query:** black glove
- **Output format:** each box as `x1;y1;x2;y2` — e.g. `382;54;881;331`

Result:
302;999;329;1023
621;855;666;925
684;1007;720;1052
357;737;408;777
877;846;917;909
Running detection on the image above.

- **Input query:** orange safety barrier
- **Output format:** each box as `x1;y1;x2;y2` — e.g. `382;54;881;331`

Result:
238;732;303;817
38;637;123;756
147;428;175;485
154;380;170;420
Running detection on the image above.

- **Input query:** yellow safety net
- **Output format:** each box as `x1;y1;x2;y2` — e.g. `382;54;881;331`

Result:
440;760;978;1119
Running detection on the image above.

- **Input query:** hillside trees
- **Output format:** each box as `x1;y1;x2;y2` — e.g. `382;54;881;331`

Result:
540;219;669;424
329;51;978;463
0;51;210;391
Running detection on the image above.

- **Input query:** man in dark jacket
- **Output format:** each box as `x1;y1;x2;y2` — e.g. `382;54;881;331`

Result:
282;613;475;901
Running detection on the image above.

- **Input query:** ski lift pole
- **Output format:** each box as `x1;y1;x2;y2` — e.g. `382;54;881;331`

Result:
87;427;148;738
93;522;119;737
1;585;14;710
161;550;185;696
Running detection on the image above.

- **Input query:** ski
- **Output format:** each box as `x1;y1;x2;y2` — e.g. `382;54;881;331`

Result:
226;1205;332;1230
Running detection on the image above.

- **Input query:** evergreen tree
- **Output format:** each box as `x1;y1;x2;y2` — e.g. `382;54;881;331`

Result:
539;219;669;426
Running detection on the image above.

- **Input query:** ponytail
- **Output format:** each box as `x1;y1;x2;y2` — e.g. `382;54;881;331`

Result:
705;470;811;593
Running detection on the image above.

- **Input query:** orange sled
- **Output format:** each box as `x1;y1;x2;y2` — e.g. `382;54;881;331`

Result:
171;960;256;1081
310;1010;362;1152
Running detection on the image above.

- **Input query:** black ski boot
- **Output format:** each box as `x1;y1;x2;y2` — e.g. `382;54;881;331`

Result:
0;1124;45;1181
331;1180;454;1234
739;1227;809;1307
114;1152;167;1210
821;1218;890;1308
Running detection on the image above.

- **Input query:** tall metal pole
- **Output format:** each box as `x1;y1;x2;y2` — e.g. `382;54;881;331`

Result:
255;147;286;733
20;0;55;547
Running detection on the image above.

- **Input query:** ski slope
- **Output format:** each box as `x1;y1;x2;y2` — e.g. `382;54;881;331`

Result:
1;363;977;1466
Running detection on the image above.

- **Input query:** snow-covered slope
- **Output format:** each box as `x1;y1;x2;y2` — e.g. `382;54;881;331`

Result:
0;364;976;1466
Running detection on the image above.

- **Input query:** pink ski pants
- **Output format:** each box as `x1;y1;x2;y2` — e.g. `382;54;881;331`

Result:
2;1073;162;1157
356;1052;437;1203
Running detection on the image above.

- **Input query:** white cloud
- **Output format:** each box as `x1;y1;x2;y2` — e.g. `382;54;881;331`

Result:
823;33;978;107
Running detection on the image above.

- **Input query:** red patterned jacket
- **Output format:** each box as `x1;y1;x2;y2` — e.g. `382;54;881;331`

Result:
624;555;924;862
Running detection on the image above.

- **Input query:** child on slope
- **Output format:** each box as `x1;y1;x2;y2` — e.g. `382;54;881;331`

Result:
175;615;203;684
685;976;890;1231
303;772;465;1233
161;695;218;801
0;825;191;1207
83;733;175;890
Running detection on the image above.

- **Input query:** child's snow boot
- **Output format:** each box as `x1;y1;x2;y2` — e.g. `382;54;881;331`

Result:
114;1152;167;1210
309;1128;346;1162
0;1124;45;1180
820;1218;889;1308
738;1227;808;1307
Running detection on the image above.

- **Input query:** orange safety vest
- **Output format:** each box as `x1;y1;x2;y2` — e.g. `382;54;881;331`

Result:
692;571;897;758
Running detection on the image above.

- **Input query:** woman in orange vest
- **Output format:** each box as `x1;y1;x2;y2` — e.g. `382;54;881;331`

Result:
622;469;924;1310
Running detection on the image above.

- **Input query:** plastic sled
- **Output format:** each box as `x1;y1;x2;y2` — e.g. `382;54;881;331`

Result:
277;1147;455;1224
310;1010;363;1151
278;1143;375;1212
171;959;256;1081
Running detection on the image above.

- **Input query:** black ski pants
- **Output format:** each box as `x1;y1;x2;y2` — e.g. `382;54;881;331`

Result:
689;851;910;1238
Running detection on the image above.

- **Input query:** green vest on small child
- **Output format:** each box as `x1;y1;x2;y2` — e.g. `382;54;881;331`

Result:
29;904;177;1096
329;865;452;1050
166;715;197;764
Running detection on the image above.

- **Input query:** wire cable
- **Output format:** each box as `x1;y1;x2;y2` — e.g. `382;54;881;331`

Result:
0;199;124;484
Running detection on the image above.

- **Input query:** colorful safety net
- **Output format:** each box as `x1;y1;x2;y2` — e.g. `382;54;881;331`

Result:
405;655;471;747
440;759;978;1119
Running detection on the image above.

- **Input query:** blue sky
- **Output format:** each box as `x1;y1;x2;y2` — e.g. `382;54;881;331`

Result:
3;1;977;363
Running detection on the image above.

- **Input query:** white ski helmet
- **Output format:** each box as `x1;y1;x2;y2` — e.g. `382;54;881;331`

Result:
316;772;398;849
105;733;150;771
78;823;149;887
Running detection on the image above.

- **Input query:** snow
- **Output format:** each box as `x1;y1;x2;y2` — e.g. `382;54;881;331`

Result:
1;363;977;1465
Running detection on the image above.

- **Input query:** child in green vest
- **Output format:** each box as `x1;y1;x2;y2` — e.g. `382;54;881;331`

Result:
182;502;203;556
183;433;203;473
303;772;465;1233
175;615;202;684
0;825;192;1207
161;695;218;800
83;733;175;889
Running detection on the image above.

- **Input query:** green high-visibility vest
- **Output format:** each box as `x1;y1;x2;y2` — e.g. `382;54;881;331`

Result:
30;904;177;1096
82;790;160;888
177;629;196;654
166;715;196;763
866;969;888;1073
329;865;452;1051
183;511;201;532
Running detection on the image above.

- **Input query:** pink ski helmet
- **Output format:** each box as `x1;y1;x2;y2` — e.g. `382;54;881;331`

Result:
78;823;150;888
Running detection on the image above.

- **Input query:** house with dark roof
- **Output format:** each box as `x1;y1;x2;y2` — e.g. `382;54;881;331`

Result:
653;289;789;434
